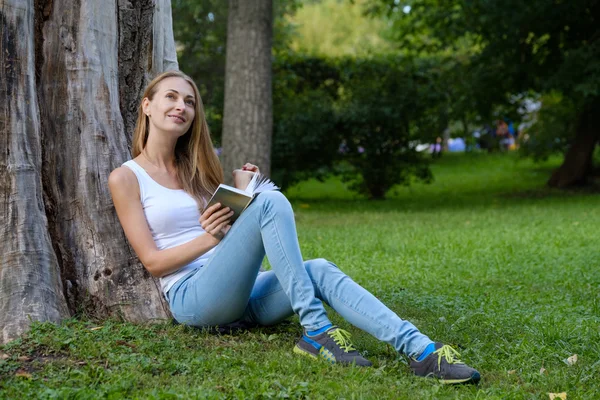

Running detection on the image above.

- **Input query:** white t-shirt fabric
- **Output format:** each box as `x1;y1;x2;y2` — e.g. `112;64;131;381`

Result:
122;160;215;295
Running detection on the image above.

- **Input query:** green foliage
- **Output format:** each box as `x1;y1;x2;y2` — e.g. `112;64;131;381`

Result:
335;57;433;198
271;55;443;198
520;92;577;162
272;56;343;189
374;0;600;97
285;0;396;57
3;154;600;398
370;0;600;163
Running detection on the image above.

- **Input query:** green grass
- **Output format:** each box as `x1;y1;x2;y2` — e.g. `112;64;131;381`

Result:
2;153;599;399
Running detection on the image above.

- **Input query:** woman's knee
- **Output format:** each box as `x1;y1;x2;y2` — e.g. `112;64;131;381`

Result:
305;258;340;281
257;190;289;205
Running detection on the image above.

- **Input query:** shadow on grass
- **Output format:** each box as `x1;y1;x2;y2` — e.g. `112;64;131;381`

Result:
174;318;300;337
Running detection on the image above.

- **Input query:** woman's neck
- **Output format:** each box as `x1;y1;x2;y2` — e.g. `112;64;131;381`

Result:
142;133;178;172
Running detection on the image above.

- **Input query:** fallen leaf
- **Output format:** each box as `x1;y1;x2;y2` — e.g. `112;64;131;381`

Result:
566;354;578;365
90;327;103;331
548;393;567;400
0;353;9;360
18;356;31;362
540;367;547;374
507;369;516;375
15;370;32;378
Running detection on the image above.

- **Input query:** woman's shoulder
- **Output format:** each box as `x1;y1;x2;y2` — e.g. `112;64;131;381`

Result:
108;163;138;191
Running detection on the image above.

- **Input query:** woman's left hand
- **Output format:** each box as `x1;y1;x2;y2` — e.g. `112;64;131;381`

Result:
241;163;260;174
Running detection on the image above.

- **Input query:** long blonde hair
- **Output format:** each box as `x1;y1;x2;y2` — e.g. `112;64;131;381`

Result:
132;71;224;207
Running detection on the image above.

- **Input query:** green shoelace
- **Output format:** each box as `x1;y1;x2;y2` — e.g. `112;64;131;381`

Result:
434;345;465;368
328;328;357;352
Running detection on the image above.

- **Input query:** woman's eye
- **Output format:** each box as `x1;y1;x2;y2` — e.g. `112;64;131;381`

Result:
166;94;174;99
186;100;195;106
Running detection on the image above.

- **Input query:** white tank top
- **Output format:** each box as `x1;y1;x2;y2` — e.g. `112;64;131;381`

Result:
122;160;215;295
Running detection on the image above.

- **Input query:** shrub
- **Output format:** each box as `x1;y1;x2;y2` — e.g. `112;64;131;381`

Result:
272;56;342;189
335;57;432;199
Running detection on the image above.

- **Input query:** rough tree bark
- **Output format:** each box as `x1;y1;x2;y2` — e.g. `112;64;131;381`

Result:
222;0;273;183
548;100;600;188
0;0;179;344
0;0;70;344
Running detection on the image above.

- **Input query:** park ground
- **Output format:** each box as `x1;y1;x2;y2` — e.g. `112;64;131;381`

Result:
1;153;599;399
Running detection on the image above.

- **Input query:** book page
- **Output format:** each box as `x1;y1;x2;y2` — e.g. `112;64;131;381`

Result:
244;172;259;194
243;173;279;195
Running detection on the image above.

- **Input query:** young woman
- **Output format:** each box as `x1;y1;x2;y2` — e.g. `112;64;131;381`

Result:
109;71;480;385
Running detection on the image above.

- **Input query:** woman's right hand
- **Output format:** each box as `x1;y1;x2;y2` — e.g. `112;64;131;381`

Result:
199;203;234;242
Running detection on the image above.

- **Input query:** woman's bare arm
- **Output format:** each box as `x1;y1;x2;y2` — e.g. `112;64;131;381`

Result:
108;167;231;278
232;169;255;190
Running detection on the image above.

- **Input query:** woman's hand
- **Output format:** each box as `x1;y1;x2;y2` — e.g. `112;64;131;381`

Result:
199;203;234;242
241;163;260;174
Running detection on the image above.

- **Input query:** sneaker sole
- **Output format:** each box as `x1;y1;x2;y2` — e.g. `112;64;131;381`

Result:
294;345;338;365
437;372;481;385
293;344;319;360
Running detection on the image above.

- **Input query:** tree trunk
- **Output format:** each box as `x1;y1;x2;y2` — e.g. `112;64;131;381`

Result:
222;0;273;183
0;0;179;344
548;100;600;188
0;0;70;344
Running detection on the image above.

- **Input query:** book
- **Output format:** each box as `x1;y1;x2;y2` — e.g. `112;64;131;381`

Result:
205;173;279;223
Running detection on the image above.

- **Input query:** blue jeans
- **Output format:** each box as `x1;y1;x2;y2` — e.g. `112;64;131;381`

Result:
167;191;433;357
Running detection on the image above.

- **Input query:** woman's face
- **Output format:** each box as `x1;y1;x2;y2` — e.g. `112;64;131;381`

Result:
143;77;196;138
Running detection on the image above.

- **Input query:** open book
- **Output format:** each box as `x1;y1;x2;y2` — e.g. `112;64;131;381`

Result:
206;173;279;223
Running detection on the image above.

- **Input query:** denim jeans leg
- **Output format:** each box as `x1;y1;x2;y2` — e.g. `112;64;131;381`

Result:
238;259;434;358
304;258;434;358
168;191;331;331
238;270;296;326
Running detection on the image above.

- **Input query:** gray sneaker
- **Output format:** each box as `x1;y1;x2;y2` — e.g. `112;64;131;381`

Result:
410;343;481;384
293;326;372;367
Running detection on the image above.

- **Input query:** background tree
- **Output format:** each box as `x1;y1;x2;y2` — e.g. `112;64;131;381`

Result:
372;0;600;187
221;0;274;181
0;0;178;344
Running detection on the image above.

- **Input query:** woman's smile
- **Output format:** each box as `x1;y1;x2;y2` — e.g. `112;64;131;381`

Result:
168;114;187;124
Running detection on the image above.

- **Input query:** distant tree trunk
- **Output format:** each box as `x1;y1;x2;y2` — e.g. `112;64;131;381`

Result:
0;0;178;344
222;0;273;183
548;100;600;188
442;127;450;152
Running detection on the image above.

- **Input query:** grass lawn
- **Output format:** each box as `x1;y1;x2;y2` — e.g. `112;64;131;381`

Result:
1;153;599;399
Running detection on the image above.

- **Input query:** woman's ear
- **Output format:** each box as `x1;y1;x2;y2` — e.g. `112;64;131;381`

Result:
142;97;150;116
